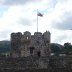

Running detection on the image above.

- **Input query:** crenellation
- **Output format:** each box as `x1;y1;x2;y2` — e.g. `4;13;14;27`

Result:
11;31;51;58
0;31;71;71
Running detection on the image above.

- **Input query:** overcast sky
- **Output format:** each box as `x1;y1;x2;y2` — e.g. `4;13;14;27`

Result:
0;0;72;45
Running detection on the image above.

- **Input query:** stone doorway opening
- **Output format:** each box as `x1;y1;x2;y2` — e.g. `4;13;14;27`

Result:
30;47;35;55
37;51;41;57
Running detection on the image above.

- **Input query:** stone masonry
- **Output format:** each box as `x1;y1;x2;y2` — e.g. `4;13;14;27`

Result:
11;31;51;58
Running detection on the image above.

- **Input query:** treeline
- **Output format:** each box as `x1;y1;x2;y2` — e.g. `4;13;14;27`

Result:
0;40;10;52
51;42;72;55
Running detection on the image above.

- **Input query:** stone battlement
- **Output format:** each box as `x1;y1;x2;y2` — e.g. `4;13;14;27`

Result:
11;31;51;58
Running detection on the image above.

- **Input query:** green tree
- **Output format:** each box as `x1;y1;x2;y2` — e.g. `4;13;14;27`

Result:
64;42;72;55
51;43;61;56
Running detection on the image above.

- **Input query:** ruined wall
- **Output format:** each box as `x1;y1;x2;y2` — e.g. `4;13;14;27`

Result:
43;31;51;56
0;56;71;72
20;31;31;57
11;31;51;58
11;32;22;57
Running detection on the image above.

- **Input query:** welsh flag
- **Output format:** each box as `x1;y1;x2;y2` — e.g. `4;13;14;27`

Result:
37;12;43;17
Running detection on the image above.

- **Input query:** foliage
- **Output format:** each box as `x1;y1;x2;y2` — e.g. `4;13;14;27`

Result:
0;41;10;53
51;43;62;55
63;42;72;55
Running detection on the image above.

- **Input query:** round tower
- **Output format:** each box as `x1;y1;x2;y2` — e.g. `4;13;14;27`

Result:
11;32;22;58
43;31;51;56
21;31;31;57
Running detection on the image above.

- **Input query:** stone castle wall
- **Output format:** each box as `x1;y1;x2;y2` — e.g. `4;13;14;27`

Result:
0;56;71;72
11;31;51;58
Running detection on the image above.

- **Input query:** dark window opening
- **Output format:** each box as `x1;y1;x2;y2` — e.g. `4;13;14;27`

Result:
30;47;34;54
37;51;41;57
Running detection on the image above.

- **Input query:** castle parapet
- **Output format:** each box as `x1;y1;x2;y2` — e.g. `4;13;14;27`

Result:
21;31;31;44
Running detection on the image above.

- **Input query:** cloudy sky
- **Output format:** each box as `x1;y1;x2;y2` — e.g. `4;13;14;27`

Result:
0;0;72;45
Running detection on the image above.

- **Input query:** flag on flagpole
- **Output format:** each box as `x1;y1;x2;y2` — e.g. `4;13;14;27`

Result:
37;12;43;17
36;9;43;32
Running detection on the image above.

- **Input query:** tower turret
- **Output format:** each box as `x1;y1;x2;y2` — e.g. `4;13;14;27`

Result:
43;31;51;56
11;32;22;57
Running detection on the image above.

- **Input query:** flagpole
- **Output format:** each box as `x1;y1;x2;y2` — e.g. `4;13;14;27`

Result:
37;9;38;32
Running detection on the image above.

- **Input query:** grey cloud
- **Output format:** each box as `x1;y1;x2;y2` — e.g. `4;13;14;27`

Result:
51;12;72;30
18;18;32;26
50;0;58;8
0;30;11;39
54;35;67;43
1;0;39;5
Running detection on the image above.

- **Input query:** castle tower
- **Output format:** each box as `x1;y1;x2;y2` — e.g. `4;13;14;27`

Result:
10;31;51;58
34;32;43;57
43;31;51;56
11;32;22;58
21;31;31;57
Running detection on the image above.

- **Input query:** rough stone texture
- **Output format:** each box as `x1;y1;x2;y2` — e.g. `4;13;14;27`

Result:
11;32;22;57
10;31;51;69
0;56;72;72
11;31;51;58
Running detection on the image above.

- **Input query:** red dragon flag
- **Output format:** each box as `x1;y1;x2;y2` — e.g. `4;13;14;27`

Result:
37;12;43;17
